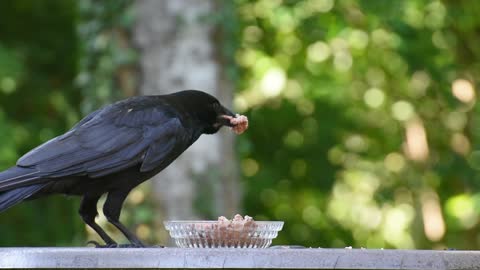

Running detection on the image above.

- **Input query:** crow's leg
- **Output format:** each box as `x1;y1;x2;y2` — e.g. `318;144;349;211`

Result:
103;190;145;247
79;194;117;247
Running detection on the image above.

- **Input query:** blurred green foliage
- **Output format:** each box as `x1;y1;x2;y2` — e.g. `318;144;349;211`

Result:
237;0;480;249
2;0;480;250
76;0;136;114
0;0;82;246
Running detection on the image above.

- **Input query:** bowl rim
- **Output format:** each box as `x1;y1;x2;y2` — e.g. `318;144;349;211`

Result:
163;220;284;226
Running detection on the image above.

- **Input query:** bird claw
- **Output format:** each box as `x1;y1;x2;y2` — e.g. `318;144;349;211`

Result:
117;243;146;248
86;240;116;248
86;240;153;248
86;240;101;247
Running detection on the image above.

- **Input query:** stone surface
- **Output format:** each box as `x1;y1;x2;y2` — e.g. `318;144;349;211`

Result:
1;247;480;269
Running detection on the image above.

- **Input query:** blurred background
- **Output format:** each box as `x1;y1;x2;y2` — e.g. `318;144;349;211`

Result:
0;0;480;250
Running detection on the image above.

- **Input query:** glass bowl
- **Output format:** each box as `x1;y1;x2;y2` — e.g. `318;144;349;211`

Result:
164;220;284;248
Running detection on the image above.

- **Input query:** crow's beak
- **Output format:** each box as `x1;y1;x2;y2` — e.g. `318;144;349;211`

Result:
222;106;236;117
217;106;236;127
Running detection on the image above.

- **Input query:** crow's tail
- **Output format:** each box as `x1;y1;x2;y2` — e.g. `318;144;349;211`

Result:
0;166;46;212
0;184;45;212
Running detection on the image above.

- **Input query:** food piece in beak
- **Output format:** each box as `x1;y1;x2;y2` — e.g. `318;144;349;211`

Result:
220;114;248;134
230;114;248;134
217;104;248;134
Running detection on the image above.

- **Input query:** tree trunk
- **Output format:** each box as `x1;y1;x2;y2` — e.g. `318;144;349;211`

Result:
133;0;240;226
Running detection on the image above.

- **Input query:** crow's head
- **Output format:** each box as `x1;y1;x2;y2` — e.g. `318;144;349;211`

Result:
171;90;243;134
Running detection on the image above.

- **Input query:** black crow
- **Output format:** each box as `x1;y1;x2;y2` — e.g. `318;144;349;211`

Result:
0;90;248;247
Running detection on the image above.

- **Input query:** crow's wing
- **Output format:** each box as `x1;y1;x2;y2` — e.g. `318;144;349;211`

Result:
17;104;190;178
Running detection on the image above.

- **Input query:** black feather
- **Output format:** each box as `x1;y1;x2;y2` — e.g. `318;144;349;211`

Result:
0;166;41;191
0;184;46;212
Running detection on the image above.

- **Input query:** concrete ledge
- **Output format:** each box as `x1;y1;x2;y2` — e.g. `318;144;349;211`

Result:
1;247;480;269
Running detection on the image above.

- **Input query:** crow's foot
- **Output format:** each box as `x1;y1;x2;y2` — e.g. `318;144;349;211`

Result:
86;240;161;248
117;243;165;248
87;240;119;248
117;243;146;248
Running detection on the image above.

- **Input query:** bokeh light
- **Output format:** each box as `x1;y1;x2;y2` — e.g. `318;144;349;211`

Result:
404;119;429;162
452;79;475;104
421;190;445;242
364;88;385;109
392;101;415;121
